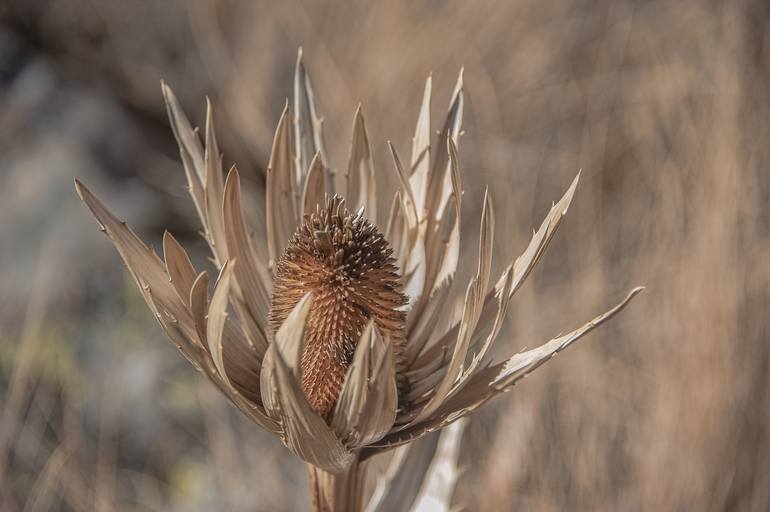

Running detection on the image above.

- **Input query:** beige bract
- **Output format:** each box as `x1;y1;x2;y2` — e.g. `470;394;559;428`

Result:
75;54;641;475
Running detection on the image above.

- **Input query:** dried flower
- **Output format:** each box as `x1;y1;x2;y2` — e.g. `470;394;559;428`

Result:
75;51;641;510
269;195;408;419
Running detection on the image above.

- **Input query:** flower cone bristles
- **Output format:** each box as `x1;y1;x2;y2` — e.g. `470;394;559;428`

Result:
269;195;407;418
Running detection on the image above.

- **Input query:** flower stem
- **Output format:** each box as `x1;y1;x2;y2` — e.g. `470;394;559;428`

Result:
307;457;366;512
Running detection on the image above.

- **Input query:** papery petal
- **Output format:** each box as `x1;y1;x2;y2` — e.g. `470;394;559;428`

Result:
293;48;330;191
206;260;234;383
346;107;376;224
406;137;462;340
151;289;279;433
404;279;454;370
493;287;645;388
302;153;327;216
410;172;581;373
189;271;210;345
161;83;207;225
408;188;493;424
260;294;312;405
385;190;409;273
409;75;432;217
223;167;270;355
388;143;420;233
408;418;468;512
193;263;265;407
363;433;441;512
408;279;477;425
76;181;277;432
425;70;463;225
373;287;643;450
204;99;228;265
332;322;398;447
162;231;197;306
266;104;298;268
447;265;514;398
260;295;355;473
389;143;425;305
507;171;580;296
425;138;463;297
221;321;264;406
75;181;199;350
417;71;463;306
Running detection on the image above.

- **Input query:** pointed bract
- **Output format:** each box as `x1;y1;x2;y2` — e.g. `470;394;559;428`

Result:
207;260;234;382
261;295;354;473
267;104;299;267
346;107;377;224
204;99;228;265
293;48;330;189
302;153;327;216
163;231;197;306
332;322;398;446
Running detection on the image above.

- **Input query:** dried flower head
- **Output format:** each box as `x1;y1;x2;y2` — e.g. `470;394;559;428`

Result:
269;195;407;418
75;50;641;510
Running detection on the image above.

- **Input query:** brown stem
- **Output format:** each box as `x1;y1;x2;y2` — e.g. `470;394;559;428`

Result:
307;457;367;512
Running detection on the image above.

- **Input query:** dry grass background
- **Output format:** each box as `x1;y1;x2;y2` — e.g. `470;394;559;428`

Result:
1;0;769;510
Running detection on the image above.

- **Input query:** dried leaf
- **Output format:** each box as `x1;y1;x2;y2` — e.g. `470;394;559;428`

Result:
222;321;264;405
207;261;234;383
260;295;354;473
388;143;420;229
374;287;643;449
407;73;464;322
408;418;468;512
406;187;492;423
161;82;207;225
302;152;327;216
149;285;279;433
78;179;280;436
364;433;440;512
425;69;463;224
408;278;478;425
407;148;480;404
448;265;514;399
204;99;228;265
475;189;495;298
509;171;580;297
346;107;376;224
261;293;312;413
293;48;329;189
385;190;409;272
404;278;454;370
389;143;426;305
494;287;645;388
189;270;210;346
266;104;298;267
162;231;197;306
75;180;198;349
411;172;580;371
409;75;432;217
223;167;270;354
426;138;464;296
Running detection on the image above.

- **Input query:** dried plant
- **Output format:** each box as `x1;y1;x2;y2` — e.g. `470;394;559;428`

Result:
74;51;641;511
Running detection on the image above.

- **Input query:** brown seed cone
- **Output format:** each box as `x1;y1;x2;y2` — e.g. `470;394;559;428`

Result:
269;196;407;419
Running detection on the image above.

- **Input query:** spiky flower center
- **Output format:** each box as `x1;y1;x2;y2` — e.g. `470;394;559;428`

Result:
268;196;407;419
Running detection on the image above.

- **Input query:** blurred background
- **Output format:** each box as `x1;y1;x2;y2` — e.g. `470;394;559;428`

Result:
1;0;769;510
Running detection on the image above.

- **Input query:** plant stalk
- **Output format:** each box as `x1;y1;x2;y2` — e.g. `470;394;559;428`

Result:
307;457;367;512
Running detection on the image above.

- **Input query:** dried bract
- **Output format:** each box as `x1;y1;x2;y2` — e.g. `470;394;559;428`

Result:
269;196;407;418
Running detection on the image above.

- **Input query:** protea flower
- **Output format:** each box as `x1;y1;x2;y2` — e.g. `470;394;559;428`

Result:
75;51;641;511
